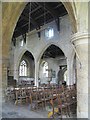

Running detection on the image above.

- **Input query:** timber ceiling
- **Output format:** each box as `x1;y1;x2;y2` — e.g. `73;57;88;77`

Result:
12;2;67;58
13;2;67;38
41;45;65;59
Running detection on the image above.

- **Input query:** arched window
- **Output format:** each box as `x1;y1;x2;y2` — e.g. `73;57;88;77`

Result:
19;60;27;76
43;62;48;77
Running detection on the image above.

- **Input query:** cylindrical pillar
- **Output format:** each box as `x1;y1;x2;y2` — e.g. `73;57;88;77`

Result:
67;58;74;85
2;57;9;103
71;32;89;118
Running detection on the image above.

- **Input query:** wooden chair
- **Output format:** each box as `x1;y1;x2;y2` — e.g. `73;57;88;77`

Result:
30;89;44;110
42;88;48;107
15;88;26;105
49;87;71;118
48;88;60;118
5;88;15;102
25;88;31;104
57;92;70;118
59;86;76;117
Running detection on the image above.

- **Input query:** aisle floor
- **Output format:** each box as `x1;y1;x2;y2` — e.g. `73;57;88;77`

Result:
2;102;76;119
2;102;48;118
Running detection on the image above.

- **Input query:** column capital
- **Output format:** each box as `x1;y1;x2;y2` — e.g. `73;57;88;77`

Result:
71;32;90;46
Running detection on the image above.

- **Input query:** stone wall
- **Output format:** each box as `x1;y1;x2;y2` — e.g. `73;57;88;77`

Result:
8;14;75;85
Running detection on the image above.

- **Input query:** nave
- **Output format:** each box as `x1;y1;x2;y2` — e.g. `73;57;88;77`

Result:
5;84;76;118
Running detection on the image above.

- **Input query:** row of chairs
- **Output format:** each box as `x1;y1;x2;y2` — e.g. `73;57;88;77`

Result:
5;85;76;118
49;85;77;118
15;86;55;106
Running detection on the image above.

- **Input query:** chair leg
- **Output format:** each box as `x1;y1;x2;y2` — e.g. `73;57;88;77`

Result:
26;96;29;104
15;100;18;105
20;98;22;105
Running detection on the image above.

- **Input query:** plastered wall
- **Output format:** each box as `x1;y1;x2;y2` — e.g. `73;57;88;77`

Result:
9;14;75;85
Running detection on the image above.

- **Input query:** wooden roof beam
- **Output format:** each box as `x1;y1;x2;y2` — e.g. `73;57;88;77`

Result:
37;3;60;31
22;12;40;29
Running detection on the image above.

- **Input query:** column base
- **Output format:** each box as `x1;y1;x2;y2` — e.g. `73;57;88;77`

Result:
77;111;88;118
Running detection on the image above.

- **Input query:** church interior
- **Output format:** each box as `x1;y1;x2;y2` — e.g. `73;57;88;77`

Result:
1;1;89;119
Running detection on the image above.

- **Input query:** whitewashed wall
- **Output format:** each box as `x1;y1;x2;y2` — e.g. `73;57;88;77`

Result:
9;15;75;85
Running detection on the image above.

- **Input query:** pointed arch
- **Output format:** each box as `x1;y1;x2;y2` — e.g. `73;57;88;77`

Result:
2;2;77;59
37;42;66;63
15;49;35;69
62;2;77;33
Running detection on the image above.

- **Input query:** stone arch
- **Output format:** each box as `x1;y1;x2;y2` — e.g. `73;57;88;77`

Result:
2;2;77;59
16;49;27;69
2;3;27;58
62;2;77;33
2;2;77;86
14;49;35;80
37;42;66;63
15;49;35;70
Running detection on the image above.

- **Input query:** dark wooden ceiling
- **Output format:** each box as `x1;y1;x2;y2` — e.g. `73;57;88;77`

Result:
23;51;34;60
42;45;65;59
12;2;67;58
13;2;67;38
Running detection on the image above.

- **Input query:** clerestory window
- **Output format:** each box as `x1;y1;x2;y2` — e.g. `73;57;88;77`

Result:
45;28;54;39
20;39;24;47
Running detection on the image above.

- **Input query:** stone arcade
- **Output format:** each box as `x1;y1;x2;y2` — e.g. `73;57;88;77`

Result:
0;1;89;119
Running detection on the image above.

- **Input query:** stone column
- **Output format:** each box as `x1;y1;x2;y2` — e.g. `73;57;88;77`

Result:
2;59;8;89
0;2;2;118
0;49;2;119
71;32;88;118
35;60;39;87
67;58;74;85
2;57;9;102
14;64;19;81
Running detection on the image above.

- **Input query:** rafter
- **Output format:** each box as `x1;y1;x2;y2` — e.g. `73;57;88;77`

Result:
17;13;41;39
22;12;40;29
37;3;60;31
35;11;49;20
13;2;67;38
37;2;59;19
31;6;41;14
23;5;41;15
54;3;62;9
